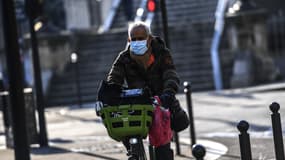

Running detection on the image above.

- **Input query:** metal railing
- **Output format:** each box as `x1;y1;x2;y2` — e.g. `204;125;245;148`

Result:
210;0;228;90
98;0;121;33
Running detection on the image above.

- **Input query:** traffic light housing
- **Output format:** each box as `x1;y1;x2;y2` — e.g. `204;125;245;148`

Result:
147;0;156;12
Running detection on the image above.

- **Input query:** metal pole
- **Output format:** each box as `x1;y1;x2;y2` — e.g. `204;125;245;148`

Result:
184;82;196;146
270;102;285;160
71;53;82;108
1;0;30;159
237;120;252;160
25;0;48;147
159;0;181;155
75;61;82;108
173;132;181;155
159;0;169;47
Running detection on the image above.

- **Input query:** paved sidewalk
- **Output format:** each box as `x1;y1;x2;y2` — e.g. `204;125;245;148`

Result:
1;82;285;159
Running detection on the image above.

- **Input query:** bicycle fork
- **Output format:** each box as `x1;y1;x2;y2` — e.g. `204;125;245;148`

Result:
128;137;147;160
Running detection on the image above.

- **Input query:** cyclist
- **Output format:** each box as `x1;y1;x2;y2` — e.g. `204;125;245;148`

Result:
105;21;189;160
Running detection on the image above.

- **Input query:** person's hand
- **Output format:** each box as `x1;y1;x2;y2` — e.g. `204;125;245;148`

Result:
159;91;175;109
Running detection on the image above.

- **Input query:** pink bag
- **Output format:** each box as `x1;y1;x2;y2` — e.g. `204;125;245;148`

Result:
149;96;172;147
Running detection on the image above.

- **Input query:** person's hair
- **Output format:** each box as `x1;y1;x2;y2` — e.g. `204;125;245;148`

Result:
128;21;151;38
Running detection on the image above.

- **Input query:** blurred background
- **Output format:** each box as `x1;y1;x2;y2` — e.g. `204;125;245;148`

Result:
0;0;284;107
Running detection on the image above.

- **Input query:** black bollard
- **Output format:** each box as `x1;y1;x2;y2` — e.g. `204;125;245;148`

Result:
237;120;252;160
270;102;285;160
184;81;196;146
192;144;206;160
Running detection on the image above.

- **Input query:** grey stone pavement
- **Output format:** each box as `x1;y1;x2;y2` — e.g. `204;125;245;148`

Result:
1;82;285;160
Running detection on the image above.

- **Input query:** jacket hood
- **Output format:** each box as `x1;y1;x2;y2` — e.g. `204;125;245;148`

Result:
151;36;168;53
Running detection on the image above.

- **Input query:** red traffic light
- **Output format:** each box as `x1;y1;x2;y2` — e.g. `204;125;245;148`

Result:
147;0;156;12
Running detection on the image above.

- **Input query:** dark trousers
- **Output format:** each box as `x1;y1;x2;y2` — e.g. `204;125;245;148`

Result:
155;143;174;160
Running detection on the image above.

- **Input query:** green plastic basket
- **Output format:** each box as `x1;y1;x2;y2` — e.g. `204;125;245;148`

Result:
100;104;154;141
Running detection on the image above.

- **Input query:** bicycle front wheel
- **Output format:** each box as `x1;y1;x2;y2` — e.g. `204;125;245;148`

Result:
129;137;147;160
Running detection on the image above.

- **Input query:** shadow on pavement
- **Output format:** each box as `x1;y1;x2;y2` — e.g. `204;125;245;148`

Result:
53;112;102;123
49;138;73;144
177;154;192;159
31;146;120;160
31;146;70;155
76;151;120;160
209;92;255;99
196;117;271;132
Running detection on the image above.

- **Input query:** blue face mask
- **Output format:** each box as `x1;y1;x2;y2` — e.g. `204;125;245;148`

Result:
130;40;148;55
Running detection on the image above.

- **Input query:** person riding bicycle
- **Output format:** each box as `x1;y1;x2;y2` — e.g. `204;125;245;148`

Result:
105;21;189;160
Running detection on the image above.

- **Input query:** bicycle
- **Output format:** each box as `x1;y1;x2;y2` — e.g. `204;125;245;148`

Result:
96;88;156;160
